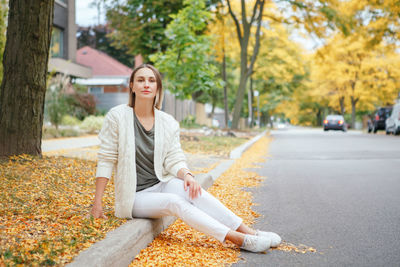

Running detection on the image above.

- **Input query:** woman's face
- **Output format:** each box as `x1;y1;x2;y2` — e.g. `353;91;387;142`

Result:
131;67;158;101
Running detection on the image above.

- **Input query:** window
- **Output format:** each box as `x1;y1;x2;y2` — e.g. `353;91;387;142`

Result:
89;87;104;94
50;27;64;58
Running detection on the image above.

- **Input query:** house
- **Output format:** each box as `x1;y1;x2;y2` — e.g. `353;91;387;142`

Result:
75;46;133;111
48;0;91;79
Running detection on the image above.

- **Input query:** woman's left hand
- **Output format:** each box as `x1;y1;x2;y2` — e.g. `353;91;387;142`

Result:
184;174;202;200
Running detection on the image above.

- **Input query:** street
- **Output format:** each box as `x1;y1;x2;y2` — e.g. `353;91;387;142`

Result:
235;127;400;267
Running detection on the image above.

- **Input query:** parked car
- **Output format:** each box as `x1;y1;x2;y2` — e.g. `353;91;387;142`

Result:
385;102;400;135
323;115;347;131
368;107;392;133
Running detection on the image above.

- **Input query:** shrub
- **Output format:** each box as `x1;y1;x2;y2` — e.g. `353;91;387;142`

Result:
42;126;80;139
80;115;104;134
61;115;81;126
65;93;97;120
45;75;70;129
73;93;97;116
59;128;80;137
95;108;107;116
180;115;201;128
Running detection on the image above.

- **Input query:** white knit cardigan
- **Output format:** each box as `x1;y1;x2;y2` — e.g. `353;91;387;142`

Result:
96;104;188;219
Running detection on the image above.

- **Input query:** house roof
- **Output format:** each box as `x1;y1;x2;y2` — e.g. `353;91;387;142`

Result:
75;77;128;86
76;46;132;77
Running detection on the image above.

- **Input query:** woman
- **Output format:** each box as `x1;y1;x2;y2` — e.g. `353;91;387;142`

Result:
90;64;281;253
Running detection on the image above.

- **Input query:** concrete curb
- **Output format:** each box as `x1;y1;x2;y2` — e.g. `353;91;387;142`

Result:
229;130;267;159
68;131;267;267
208;159;235;181
209;130;267;182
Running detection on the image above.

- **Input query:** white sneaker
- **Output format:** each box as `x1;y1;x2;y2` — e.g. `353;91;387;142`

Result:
240;234;271;253
255;230;281;247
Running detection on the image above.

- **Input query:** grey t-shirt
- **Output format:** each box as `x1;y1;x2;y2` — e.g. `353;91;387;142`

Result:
134;111;160;192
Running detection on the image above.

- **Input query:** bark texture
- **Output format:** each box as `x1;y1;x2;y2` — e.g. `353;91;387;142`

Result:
0;0;54;156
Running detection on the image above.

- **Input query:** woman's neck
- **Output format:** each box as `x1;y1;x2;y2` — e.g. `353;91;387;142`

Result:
134;100;154;118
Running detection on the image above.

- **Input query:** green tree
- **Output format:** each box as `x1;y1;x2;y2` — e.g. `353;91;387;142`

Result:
104;0;184;61
150;0;223;102
0;0;54;157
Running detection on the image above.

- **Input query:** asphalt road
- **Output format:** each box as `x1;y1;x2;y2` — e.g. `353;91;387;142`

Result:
234;127;400;267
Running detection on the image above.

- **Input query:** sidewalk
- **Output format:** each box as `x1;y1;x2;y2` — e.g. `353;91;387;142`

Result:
42;135;100;152
42;131;267;266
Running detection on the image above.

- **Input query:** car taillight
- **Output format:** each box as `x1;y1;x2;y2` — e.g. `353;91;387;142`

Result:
323;120;328;124
375;115;379;121
339;120;343;125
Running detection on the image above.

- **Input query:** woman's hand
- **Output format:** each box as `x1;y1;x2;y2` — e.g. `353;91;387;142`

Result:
90;203;108;219
183;174;202;200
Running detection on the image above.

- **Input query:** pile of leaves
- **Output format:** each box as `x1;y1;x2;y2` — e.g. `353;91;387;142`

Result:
0;155;126;265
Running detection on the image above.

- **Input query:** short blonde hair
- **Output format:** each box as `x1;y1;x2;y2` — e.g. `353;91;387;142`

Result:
128;64;163;109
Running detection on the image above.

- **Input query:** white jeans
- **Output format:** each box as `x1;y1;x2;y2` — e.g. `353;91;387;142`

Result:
132;178;243;242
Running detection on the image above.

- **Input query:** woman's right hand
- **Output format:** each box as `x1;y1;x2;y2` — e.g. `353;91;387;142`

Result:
90;203;107;219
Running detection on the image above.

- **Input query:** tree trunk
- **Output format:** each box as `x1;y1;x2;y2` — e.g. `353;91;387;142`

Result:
222;49;229;128
231;49;248;129
350;79;358;129
266;110;273;128
210;103;215;124
0;0;54;157
247;79;253;128
351;96;358;129
316;108;321;126
227;0;265;129
339;96;345;116
249;78;254;127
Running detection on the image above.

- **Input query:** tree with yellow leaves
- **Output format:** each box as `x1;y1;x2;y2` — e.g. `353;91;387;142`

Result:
224;0;354;129
253;23;309;127
259;0;400;127
342;0;400;46
311;32;399;128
